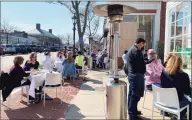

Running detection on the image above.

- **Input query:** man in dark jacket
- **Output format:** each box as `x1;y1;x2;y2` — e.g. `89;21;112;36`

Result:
127;38;146;120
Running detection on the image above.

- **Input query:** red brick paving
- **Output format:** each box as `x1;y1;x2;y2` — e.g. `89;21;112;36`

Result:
1;79;83;119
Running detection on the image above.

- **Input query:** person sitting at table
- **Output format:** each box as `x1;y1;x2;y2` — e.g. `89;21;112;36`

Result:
160;55;191;120
99;50;107;68
75;51;85;69
24;52;39;71
43;52;52;70
91;50;97;68
56;51;64;62
2;56;31;101
145;49;164;91
62;51;76;79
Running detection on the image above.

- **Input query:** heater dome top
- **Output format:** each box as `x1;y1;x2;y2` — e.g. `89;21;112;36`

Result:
94;4;137;17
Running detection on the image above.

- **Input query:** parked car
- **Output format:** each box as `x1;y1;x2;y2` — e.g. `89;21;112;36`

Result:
14;44;28;54
1;44;16;55
25;45;33;53
50;47;57;52
29;45;38;52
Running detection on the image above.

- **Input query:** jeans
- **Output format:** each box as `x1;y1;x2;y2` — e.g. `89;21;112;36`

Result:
128;73;145;119
179;96;191;119
146;83;161;91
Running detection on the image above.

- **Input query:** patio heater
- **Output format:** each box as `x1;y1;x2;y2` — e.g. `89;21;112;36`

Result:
94;4;137;119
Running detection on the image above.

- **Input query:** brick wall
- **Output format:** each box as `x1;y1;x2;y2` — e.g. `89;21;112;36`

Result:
159;1;166;42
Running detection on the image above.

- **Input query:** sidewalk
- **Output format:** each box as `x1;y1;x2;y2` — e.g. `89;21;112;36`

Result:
1;79;82;119
64;70;168;120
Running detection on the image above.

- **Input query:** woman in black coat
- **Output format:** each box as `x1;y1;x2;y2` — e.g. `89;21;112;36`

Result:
160;55;191;119
2;56;30;101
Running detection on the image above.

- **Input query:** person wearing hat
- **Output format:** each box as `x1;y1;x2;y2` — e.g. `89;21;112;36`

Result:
145;49;164;91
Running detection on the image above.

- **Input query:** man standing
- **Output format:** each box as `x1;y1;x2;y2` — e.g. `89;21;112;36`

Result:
127;38;146;120
122;50;128;76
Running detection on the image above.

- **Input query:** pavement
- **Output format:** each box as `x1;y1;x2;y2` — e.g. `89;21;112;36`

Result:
1;79;82;119
64;70;170;120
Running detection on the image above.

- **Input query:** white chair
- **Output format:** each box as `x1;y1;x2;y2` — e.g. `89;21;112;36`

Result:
151;85;189;120
103;57;109;69
142;83;152;108
76;61;86;80
43;73;63;107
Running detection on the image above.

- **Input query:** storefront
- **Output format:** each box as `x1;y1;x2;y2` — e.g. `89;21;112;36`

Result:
164;2;191;73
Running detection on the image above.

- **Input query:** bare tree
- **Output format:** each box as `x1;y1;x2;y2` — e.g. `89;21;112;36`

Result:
49;1;91;53
1;19;17;44
84;3;100;38
58;34;73;46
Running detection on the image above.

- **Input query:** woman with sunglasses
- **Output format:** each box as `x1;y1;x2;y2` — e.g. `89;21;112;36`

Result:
24;52;40;71
145;49;164;91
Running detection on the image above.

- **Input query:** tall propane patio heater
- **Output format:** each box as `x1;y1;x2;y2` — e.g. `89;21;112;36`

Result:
94;4;137;119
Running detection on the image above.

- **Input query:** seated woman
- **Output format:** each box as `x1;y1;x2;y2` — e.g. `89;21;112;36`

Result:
163;53;173;67
43;52;52;70
2;56;30;101
24;52;39;71
160;55;191;119
56;51;65;62
145;49;164;91
62;51;76;79
75;51;84;69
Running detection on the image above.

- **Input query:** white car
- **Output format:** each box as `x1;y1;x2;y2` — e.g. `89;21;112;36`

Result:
1;44;16;55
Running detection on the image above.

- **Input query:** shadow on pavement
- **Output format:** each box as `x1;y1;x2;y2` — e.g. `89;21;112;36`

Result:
3;98;69;119
64;104;86;119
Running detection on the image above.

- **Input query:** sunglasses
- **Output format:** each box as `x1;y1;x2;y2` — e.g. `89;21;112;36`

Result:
149;53;156;55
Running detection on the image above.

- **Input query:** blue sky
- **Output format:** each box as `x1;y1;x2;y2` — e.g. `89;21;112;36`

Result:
1;2;105;39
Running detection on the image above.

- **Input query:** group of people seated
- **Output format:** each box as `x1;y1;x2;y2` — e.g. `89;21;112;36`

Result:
91;49;108;69
1;49;87;103
122;48;191;119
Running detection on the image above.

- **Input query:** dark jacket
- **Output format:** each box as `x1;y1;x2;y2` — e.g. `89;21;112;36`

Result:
9;65;29;87
24;61;39;71
127;45;146;74
160;70;191;101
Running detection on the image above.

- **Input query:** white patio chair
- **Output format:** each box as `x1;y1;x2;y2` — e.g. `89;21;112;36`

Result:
151;85;189;120
43;73;63;107
76;61;86;80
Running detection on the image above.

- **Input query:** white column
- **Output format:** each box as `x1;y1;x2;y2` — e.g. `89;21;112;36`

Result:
153;3;161;51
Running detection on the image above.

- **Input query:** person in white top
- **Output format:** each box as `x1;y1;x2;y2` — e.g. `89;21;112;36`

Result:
122;50;128;76
43;52;52;70
56;51;65;62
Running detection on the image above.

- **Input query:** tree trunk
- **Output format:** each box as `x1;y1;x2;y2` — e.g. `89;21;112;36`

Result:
79;36;84;53
6;33;8;44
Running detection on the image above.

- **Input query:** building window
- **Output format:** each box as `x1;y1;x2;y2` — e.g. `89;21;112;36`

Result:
123;15;155;49
168;2;191;70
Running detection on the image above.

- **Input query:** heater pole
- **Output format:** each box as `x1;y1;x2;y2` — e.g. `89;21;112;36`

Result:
112;22;120;78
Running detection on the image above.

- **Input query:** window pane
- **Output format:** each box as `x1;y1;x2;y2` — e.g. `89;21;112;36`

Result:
183;34;191;49
184;16;191;35
170;38;174;52
123;15;137;22
175;36;182;52
169;7;176;23
176;19;183;36
171;22;175;37
176;3;183;20
183;2;191;17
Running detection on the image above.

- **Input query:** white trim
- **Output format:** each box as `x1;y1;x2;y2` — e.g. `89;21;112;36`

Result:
126;13;156;15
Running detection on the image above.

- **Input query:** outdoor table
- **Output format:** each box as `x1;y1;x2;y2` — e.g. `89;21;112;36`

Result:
28;71;47;98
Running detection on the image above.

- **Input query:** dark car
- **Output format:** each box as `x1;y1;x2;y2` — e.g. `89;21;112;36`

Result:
14;44;28;54
50;47;57;52
29;45;38;52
